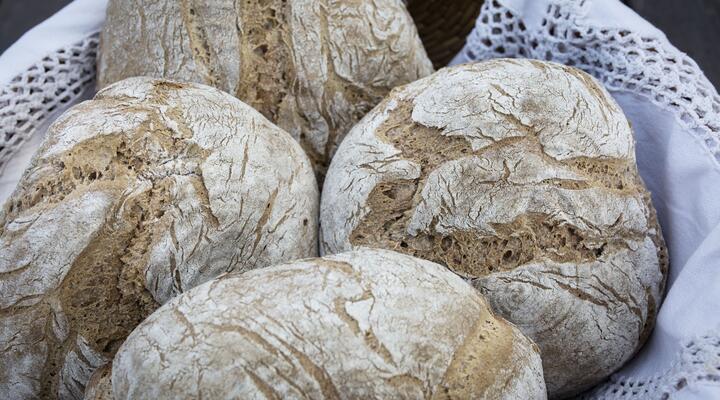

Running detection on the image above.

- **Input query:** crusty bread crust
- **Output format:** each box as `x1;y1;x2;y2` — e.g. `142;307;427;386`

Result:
98;0;434;179
112;248;547;399
321;59;668;398
0;77;319;399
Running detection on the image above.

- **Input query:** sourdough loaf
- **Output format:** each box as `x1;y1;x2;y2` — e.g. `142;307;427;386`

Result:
320;59;668;398
0;77;318;399
111;248;547;399
98;0;434;178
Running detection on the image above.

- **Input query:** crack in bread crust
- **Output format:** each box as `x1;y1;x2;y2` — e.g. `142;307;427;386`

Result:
350;97;662;278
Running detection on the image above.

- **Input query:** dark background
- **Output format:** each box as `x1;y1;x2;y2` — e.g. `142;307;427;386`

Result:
0;0;718;88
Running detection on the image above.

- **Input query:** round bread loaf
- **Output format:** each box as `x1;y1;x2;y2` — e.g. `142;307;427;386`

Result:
0;77;318;400
98;0;434;178
320;59;668;398
111;248;547;399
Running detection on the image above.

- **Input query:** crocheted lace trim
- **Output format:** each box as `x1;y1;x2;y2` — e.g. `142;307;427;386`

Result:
582;332;720;399
458;0;720;167
0;33;99;174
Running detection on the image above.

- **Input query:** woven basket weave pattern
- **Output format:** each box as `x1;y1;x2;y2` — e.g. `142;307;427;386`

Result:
406;0;483;67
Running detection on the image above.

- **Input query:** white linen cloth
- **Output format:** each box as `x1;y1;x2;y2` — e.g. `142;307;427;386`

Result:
1;0;719;398
0;0;107;84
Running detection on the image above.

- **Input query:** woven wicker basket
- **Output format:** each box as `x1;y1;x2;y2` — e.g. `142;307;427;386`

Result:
407;0;484;67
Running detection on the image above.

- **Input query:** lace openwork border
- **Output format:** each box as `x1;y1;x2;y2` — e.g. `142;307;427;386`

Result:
585;332;720;399
0;33;99;174
459;0;720;167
